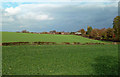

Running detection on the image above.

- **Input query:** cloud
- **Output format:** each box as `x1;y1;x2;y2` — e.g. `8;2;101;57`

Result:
6;17;14;21
4;4;57;20
17;12;54;21
2;2;118;32
19;25;27;28
2;15;14;22
72;0;119;2
36;14;54;20
1;0;120;2
4;7;21;16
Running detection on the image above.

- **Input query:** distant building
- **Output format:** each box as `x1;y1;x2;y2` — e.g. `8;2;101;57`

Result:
61;32;65;35
60;32;70;35
75;32;82;35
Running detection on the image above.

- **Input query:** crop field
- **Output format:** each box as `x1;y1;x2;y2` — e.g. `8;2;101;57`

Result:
2;32;118;75
2;45;118;75
2;32;107;43
0;46;1;76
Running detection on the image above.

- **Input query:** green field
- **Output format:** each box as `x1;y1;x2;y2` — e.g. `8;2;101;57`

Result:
0;47;1;76
2;32;118;75
2;45;118;75
2;32;107;43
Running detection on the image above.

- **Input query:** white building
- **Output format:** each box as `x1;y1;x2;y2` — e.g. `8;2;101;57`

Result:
75;32;82;35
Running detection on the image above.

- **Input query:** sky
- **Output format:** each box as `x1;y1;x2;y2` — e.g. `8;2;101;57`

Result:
1;0;119;32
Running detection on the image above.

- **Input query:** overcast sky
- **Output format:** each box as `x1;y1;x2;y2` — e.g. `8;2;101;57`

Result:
1;1;118;32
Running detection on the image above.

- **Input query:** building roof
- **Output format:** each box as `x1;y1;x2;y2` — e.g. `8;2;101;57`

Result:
75;32;82;34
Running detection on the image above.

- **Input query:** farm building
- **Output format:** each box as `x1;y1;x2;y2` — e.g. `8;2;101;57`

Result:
75;32;82;35
61;32;70;35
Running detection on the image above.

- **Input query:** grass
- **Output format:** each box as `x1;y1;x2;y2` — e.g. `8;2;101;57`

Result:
2;45;118;75
0;46;1;76
2;32;108;43
2;32;118;75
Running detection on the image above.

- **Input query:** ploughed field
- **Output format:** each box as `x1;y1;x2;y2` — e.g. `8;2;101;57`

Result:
2;45;118;75
2;32;107;44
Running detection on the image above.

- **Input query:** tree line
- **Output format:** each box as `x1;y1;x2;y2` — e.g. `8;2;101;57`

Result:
78;16;120;42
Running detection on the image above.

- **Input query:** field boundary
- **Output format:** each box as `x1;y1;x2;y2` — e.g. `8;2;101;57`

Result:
1;42;119;46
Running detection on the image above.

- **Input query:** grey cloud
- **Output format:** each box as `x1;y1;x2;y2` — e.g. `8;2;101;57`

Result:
2;3;118;32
